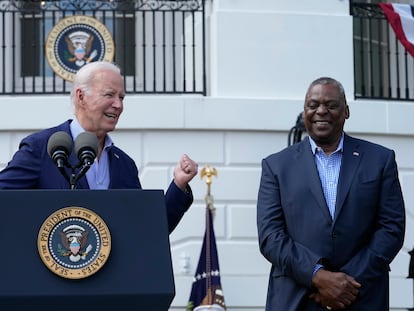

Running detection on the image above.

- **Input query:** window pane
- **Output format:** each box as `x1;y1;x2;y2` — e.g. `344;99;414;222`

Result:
115;16;136;76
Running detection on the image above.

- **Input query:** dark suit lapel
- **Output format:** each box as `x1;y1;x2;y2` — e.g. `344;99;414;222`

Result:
107;147;121;189
297;138;333;222
334;135;362;222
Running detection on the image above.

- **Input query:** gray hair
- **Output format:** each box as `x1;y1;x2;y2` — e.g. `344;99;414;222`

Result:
305;77;346;103
70;61;121;105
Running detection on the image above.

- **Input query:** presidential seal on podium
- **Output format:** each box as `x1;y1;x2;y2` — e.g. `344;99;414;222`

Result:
37;206;111;279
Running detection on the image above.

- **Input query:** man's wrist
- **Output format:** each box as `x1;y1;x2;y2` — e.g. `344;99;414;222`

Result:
313;263;324;276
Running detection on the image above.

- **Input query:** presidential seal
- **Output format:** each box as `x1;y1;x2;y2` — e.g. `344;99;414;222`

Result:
45;15;115;82
38;206;111;279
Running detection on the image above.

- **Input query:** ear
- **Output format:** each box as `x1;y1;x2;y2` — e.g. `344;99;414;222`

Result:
75;88;85;106
345;104;350;119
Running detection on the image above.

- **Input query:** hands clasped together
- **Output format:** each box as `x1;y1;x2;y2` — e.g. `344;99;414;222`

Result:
310;269;361;310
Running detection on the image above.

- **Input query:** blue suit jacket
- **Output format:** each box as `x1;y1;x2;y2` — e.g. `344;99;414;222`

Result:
0;120;193;233
257;134;405;311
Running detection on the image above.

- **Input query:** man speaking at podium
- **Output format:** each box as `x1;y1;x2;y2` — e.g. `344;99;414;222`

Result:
0;61;198;234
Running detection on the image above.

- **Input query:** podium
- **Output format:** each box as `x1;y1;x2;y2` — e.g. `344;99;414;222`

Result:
0;189;175;310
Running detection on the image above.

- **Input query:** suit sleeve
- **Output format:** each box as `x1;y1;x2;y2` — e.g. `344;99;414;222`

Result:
340;150;405;281
257;158;321;288
165;181;193;233
0;136;43;189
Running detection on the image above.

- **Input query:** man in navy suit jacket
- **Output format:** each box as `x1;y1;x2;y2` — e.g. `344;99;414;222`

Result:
0;61;198;234
257;77;405;310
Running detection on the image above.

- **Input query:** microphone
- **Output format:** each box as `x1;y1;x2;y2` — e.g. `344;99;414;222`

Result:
74;131;99;168
71;132;99;189
47;131;99;189
47;131;73;168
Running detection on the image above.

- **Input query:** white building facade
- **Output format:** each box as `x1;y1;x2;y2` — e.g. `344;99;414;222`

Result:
0;0;413;310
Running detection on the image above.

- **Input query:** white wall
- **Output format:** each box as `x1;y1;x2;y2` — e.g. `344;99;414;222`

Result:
210;0;353;99
0;0;413;310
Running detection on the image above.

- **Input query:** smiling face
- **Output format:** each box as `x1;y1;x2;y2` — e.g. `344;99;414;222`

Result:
303;79;349;153
74;68;125;141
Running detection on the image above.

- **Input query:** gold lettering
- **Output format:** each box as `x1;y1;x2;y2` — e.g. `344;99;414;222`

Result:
93;218;110;246
82;211;92;219
40;231;49;242
50;262;68;276
41;245;48;254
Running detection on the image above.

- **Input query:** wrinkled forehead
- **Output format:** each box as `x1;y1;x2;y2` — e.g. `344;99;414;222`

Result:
89;70;124;90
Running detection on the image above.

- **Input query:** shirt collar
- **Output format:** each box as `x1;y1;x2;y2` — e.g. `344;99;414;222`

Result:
70;118;113;149
308;133;344;155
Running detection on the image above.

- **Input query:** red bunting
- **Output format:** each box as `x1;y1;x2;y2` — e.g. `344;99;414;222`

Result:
379;2;414;57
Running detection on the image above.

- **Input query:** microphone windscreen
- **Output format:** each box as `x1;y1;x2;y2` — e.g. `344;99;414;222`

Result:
47;131;73;157
74;131;99;158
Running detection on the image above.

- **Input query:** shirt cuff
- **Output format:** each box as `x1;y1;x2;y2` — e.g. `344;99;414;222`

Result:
313;263;324;276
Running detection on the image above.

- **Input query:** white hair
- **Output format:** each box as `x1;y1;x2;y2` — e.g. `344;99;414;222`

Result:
70;61;121;105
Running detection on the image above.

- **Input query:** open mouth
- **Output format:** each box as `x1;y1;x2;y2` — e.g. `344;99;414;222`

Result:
104;113;118;119
314;121;329;125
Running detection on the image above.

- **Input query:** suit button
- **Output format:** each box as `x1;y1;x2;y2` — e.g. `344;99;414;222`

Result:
332;232;337;238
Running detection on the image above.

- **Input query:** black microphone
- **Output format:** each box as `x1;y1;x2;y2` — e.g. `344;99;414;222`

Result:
74;131;99;168
68;131;99;189
47;131;73;168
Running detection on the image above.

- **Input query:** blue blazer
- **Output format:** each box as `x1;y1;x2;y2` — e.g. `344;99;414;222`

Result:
257;134;405;311
0;120;193;233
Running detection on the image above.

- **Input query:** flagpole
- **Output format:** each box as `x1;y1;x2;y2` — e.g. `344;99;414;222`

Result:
201;164;217;215
200;164;217;305
187;164;226;311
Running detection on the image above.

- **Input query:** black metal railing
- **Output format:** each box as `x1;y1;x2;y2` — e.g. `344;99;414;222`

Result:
0;0;206;95
351;2;414;101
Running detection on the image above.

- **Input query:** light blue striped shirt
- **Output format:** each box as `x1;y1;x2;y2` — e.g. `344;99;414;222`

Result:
70;118;113;189
308;134;344;219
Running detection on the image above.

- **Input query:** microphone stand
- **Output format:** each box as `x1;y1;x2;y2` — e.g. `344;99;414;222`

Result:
58;166;71;186
69;162;93;190
69;168;78;190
